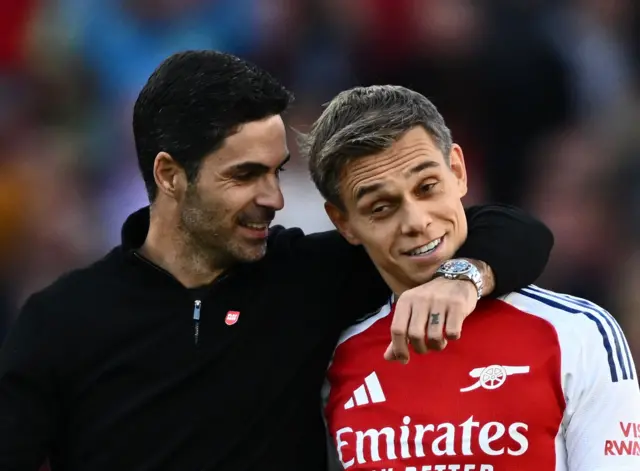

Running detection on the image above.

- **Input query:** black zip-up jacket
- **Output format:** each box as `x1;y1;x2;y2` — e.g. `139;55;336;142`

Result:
0;204;553;471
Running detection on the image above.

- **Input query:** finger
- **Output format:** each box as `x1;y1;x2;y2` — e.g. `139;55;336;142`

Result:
426;305;447;351
383;343;398;361
389;298;411;363
407;298;429;354
445;302;463;341
384;341;409;364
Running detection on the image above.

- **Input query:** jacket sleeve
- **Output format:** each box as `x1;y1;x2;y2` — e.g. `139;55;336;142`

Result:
269;203;554;326
0;293;60;470
456;204;554;297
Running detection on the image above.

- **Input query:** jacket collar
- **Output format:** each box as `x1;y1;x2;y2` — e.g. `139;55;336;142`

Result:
121;206;151;251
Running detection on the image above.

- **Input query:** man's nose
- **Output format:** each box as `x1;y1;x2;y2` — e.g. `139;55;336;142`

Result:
255;176;285;211
399;199;433;236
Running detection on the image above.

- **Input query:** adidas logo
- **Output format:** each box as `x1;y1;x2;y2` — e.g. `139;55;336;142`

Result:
344;372;386;409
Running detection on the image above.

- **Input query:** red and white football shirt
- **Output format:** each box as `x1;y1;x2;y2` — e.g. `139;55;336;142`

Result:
323;285;640;471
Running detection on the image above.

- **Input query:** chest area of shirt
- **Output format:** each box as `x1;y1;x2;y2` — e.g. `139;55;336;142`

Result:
332;307;562;402
329;342;564;432
68;289;339;402
325;305;565;469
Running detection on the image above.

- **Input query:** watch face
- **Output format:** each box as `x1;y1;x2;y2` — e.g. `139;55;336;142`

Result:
442;259;472;275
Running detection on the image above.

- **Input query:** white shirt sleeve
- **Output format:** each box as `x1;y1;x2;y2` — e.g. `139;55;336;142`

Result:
563;310;640;471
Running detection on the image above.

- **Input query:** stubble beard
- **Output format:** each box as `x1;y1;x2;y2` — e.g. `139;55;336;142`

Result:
178;187;234;271
178;187;267;271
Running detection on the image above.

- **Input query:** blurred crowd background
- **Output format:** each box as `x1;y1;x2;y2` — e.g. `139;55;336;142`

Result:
0;0;639;365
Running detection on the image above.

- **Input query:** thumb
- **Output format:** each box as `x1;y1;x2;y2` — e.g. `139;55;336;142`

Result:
384;343;408;364
384;343;396;361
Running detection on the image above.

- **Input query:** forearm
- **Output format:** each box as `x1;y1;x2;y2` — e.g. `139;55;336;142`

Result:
457;204;554;297
463;258;496;297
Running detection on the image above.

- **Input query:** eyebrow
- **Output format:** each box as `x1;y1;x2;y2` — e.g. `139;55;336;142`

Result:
354;160;440;202
405;160;439;177
229;153;290;174
355;183;384;202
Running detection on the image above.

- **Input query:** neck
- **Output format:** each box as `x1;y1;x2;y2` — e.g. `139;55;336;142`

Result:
139;205;225;288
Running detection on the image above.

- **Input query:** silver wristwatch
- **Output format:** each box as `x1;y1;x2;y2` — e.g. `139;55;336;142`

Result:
434;259;484;299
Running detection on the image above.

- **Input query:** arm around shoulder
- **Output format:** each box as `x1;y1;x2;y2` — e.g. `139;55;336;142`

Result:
457;204;554;296
268;225;360;264
0;293;61;469
267;225;389;326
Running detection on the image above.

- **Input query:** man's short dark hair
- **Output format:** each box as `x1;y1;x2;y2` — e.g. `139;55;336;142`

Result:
300;85;453;209
133;50;294;201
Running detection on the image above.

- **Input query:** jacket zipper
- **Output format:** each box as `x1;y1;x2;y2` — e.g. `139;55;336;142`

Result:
193;300;202;345
132;251;231;346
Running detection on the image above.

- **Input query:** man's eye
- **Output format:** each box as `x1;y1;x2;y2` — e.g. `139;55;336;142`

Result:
275;166;287;176
372;204;389;214
419;183;437;194
235;172;255;181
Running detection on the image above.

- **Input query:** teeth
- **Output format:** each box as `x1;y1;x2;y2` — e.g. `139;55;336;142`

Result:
408;238;442;256
243;223;269;230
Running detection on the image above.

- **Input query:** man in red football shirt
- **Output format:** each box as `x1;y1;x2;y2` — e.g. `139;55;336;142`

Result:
302;85;640;470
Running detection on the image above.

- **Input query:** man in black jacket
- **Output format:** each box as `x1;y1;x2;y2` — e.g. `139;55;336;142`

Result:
0;51;553;471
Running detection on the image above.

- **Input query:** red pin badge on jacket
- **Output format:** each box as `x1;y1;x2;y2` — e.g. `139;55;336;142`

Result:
225;311;240;326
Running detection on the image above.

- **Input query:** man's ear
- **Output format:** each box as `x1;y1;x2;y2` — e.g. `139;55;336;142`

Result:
154;152;187;200
448;144;468;198
324;202;361;246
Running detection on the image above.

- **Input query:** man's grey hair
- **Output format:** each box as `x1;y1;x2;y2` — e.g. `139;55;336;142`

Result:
300;85;453;209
